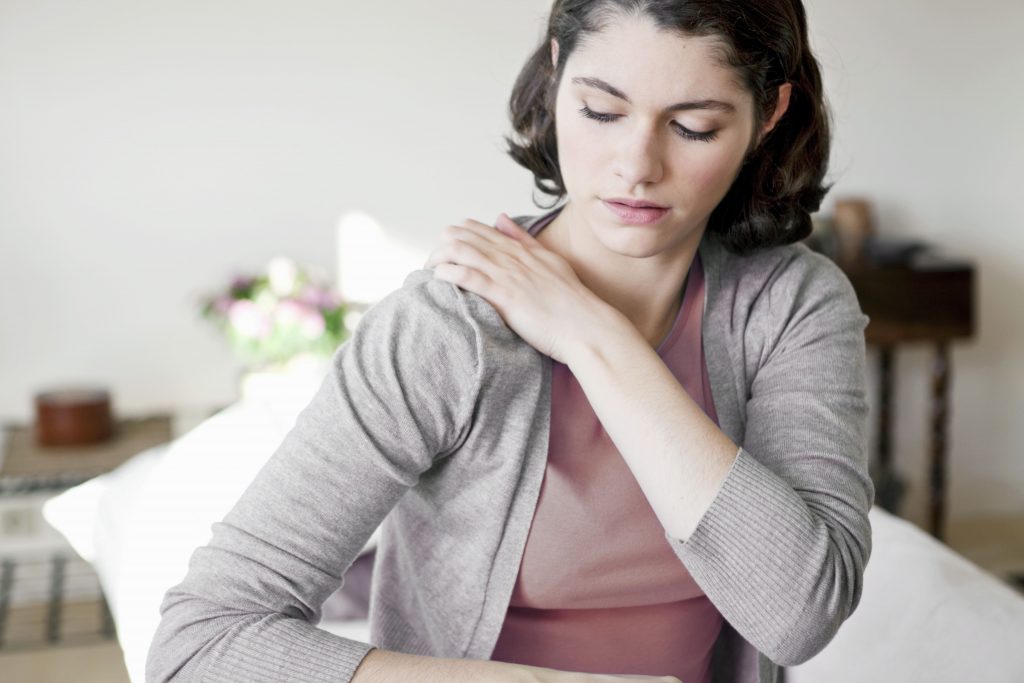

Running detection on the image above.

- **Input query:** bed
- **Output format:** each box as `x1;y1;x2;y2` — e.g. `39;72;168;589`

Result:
41;384;1024;682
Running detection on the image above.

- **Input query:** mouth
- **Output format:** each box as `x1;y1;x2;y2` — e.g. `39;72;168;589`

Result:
604;197;670;209
601;199;671;225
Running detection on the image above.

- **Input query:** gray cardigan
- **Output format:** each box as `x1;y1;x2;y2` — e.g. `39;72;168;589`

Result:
146;210;874;683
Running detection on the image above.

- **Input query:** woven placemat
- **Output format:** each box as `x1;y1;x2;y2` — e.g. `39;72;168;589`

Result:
0;415;172;494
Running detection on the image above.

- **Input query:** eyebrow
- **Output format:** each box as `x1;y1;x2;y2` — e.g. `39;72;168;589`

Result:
571;75;737;114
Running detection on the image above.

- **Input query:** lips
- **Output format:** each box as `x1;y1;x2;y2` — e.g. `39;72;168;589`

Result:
602;199;670;225
605;197;669;209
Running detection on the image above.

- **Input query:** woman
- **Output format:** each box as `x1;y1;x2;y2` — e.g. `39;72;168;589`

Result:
146;2;872;683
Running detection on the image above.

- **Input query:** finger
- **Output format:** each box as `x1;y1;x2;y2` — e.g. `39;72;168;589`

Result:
431;238;504;276
496;213;541;246
494;213;521;233
493;213;518;235
432;261;498;301
423;244;448;269
443;222;520;264
453;218;510;246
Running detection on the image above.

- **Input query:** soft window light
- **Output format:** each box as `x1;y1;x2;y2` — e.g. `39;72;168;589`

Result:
335;210;430;308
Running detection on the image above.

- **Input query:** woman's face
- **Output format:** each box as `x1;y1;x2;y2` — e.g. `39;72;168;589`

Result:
551;14;768;257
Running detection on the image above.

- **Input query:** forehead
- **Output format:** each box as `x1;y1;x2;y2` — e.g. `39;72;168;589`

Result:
566;15;747;98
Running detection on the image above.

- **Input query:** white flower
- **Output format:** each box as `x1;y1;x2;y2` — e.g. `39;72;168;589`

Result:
228;300;272;339
267;257;299;297
254;288;277;312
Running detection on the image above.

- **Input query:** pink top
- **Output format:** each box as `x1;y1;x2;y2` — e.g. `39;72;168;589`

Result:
490;208;724;682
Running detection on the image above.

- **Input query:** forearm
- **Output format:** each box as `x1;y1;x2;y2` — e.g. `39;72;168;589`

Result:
352;649;536;683
563;272;875;666
565;305;739;542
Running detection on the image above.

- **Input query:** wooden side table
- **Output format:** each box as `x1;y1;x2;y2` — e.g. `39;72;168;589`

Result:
838;251;976;541
0;415;173;495
0;414;174;651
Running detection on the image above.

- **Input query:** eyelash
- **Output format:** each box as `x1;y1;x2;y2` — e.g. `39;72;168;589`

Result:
578;104;718;143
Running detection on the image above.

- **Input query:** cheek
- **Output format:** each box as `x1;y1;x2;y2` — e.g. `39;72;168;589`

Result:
557;117;602;177
679;149;744;198
554;98;606;180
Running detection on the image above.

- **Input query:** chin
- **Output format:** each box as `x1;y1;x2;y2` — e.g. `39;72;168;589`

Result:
606;217;699;254
596;228;670;258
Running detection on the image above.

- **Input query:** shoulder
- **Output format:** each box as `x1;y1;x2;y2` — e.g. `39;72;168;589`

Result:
350;267;536;376
714;239;864;323
391;267;522;341
707;240;868;368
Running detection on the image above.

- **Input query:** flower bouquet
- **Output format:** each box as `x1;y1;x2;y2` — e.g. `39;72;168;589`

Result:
200;257;350;405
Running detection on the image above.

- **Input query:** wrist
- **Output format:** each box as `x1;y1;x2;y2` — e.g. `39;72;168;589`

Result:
564;297;636;370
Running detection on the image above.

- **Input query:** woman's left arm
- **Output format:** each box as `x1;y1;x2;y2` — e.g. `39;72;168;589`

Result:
429;215;873;667
568;262;874;668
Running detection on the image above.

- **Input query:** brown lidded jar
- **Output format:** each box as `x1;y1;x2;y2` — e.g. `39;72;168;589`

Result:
34;387;114;447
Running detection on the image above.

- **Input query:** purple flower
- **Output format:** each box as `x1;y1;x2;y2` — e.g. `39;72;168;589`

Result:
230;275;256;291
213;296;234;316
275;299;308;325
274;299;325;338
298;286;342;310
299;309;325;339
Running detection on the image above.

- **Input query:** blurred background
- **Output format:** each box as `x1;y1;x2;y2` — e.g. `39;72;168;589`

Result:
1;0;1023;681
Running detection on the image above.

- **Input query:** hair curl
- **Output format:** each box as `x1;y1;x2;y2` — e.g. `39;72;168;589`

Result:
503;0;833;255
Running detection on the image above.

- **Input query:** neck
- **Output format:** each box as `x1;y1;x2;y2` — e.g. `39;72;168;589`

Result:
535;200;703;349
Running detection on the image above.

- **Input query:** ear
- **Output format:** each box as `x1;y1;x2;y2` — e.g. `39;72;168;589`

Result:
550;38;559;69
760;82;792;139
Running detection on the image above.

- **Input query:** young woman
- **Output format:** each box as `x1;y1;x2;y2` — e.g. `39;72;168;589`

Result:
147;2;872;683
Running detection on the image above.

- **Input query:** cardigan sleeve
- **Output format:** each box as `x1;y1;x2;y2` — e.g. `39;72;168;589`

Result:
145;271;482;683
663;250;874;667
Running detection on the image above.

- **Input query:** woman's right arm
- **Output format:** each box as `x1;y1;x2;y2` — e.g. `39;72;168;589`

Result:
145;272;488;682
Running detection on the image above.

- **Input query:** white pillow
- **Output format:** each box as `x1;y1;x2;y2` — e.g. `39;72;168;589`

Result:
786;505;1024;682
42;389;380;683
42;442;169;610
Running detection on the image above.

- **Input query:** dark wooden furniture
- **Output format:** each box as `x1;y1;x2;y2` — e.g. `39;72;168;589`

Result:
837;250;976;541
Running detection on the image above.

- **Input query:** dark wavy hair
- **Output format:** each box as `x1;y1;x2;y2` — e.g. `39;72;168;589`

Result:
503;0;833;255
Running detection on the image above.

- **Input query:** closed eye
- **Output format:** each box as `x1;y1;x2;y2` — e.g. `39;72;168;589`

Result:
578;104;718;143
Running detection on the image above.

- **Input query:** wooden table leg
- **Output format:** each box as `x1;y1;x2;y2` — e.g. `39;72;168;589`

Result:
929;341;951;541
873;345;906;514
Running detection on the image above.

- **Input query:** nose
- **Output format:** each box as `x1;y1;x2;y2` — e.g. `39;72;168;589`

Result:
611;121;665;187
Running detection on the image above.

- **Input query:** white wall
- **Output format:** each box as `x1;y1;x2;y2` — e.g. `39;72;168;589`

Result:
0;0;552;416
1;1;1021;523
